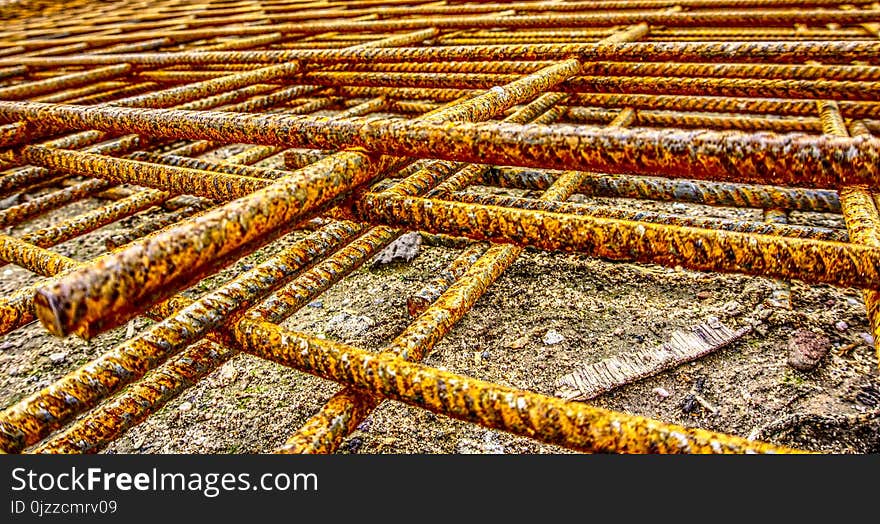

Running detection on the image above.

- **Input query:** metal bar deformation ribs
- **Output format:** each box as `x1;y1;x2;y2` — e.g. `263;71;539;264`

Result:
0;0;877;455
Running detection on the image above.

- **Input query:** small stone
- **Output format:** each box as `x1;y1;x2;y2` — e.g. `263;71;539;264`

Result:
507;335;530;349
786;329;831;372
178;401;193;412
307;300;323;308
370;231;421;268
652;387;670;399
846;297;861;307
671;203;687;213
346;437;364;453
722;300;743;316
542;329;564;345
2;269;12;277
7;366;21;377
48;352;67;365
481;350;490;360
859;332;875;346
696;290;712;300
834;320;848;332
0;341;12;351
218;364;238;385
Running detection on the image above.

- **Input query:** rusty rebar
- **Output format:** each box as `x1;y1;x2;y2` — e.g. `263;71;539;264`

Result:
485;167;842;213
0;0;877;457
4;40;879;70
234;319;799;454
22;37;594;340
823;100;880;362
356;192;880;290
2;101;876;189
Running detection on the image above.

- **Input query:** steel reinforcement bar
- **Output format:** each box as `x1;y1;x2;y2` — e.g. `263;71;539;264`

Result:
0;0;875;456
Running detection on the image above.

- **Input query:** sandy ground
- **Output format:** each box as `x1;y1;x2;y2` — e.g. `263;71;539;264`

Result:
1;150;879;455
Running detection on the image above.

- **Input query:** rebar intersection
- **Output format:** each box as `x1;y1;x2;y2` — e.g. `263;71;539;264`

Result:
0;0;879;455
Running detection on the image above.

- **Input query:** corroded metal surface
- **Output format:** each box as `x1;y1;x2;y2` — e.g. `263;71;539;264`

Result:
0;0;875;456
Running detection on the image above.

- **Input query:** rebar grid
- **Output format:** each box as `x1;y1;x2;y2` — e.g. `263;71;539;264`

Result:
0;0;877;455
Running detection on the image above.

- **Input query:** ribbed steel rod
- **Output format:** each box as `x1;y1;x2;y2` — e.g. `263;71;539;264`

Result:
445;191;848;242
295;70;880;101
0;62;302;148
486;167;842;213
282;96;634;454
23;46;590;339
20;145;269;200
233;318;798;454
356;192;880;290
571;93;880;118
565;106;824;133
1;101;877;189
31;151;393;338
825;99;880;363
7;9;880;47
0;64;132;100
4;41;880;68
0;220;363;453
346;59;880;81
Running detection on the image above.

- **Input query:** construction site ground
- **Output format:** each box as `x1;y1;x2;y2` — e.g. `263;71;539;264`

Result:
2;144;878;454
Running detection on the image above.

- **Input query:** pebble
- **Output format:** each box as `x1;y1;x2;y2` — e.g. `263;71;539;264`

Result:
834;320;848;332
542;329;564;345
722;300;743;316
652;387;670;399
48;352;67;365
672;203;688;213
696;290;712;300
507;335;530;349
370;231;421;267
307;300;323;308
7;366;21;377
786;329;831;372
218;364;238;385
2;269;13;277
178;401;193;412
0;341;12;351
346;437;364;453
859;332;875;346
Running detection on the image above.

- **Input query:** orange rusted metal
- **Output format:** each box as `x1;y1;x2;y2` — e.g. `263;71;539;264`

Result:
0;0;875;456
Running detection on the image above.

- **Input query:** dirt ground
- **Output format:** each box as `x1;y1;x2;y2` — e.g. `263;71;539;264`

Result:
1;147;879;455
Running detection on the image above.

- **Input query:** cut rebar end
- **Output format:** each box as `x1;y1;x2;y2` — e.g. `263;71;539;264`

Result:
33;287;72;338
